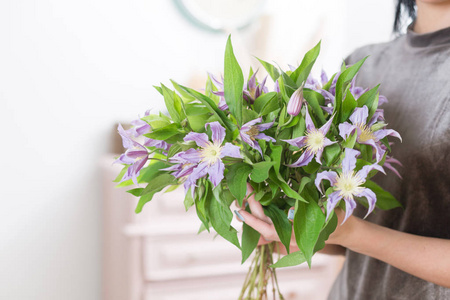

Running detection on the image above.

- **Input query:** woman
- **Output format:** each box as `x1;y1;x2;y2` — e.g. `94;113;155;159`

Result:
235;0;450;298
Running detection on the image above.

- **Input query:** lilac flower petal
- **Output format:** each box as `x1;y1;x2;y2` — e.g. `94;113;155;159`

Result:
208;160;225;187
355;188;377;218
274;80;280;93
386;156;402;166
240;132;257;148
176;164;196;178
241;117;263;131
320;90;335;103
255;133;276;142
220;143;242;159
256;121;274;131
206;121;226;144
356;163;385;181
288;64;297;72
326;191;342;221
315;171;338;194
320;70;328;85
315;138;337;164
114;153;134;165
378;95;388;106
126;149;148;159
321;106;334;114
218;97;228;110
189;161;209;184
248;72;257;91
161;165;181;172
287;88;303;116
342;148;360;173
213;91;225;97
288;150;314;168
118;124;133;149
283;136;307;149
384;159;403;179
319;114;335;135
304;107;316;131
184;132;209;147
342;196;357;223
208;73;224;89
360;139;385;162
253;142;263;157
339;122;357;140
367;109;385;127
349;106;369;126
178;148;202;163
373;129;402;142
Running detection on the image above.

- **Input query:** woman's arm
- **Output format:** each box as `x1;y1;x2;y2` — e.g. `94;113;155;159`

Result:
331;212;450;288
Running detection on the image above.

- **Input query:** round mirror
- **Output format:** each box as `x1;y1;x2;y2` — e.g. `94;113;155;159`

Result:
173;0;266;33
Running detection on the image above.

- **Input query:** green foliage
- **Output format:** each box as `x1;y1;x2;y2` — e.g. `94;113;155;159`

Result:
363;180;403;210
256;57;280;81
207;188;241;249
241;205;261;264
323;143;341;166
270;251;306;268
269;143;283;176
224;35;244;126
253;92;279;116
226;163;252;206
293;197;326;267
161;84;186;123
341;89;357;122
250;161;274;183
290;41;321;86
264;205;292;254
135;173;177;213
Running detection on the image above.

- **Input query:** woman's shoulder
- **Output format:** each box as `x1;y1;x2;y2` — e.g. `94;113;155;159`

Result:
345;36;406;65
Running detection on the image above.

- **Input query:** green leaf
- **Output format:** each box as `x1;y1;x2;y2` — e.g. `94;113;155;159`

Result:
280;71;297;98
363;180;403;210
323;143;341;166
264;205;292;254
292;116;306;139
167;143;182;158
177;83;237;134
207;190;241;249
270;251;306;268
333;56;368;124
313;212;338;252
145;123;182;141
342;131;358;149
298;176;311;194
126;188;144;197
135;173;177;213
269;170;307;202
141;114;171;130
161;84;185;122
241;206;260;263
170;79;196;102
357;84;380;108
195;185;210;231
243;108;259;124
302;160;321;174
254;92;278;115
250;161;274;183
341;89;357;122
290;41;321;86
294;198;326;267
139;161;169;183
224;35;244;126
226;163;252;206
256;57;280;81
303;89;326;124
269;143;283;176
184;191;195;211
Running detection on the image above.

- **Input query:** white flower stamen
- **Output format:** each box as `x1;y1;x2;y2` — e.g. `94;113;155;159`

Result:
200;142;223;166
305;129;325;154
334;171;365;200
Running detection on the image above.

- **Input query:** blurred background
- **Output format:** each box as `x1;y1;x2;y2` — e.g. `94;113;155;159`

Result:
0;0;400;299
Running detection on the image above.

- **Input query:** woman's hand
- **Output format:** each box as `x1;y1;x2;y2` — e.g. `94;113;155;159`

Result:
235;183;349;255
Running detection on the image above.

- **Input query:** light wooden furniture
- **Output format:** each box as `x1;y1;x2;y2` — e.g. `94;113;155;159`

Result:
101;155;344;300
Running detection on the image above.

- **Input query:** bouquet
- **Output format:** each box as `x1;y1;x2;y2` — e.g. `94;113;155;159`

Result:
114;36;402;299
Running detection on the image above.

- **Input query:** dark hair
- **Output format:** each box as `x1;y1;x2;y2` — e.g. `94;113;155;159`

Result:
394;0;417;33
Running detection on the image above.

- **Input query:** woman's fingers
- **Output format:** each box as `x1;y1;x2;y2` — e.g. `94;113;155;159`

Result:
238;210;279;242
245;183;272;224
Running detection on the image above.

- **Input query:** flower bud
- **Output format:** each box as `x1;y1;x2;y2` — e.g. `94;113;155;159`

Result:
287;87;304;116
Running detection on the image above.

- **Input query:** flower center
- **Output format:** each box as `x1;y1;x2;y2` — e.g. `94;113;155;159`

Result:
200;142;222;165
245;126;260;139
305;129;325;154
357;124;376;142
334;172;365;200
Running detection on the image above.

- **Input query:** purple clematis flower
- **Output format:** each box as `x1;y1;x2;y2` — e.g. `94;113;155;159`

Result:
283;107;336;167
209;73;228;110
167;122;242;196
240;117;275;156
115;124;149;185
243;71;268;104
339;105;402;162
129;110;151;137
315;148;385;223
287;86;304;116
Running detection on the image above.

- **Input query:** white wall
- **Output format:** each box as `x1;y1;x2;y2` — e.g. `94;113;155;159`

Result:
0;0;394;299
